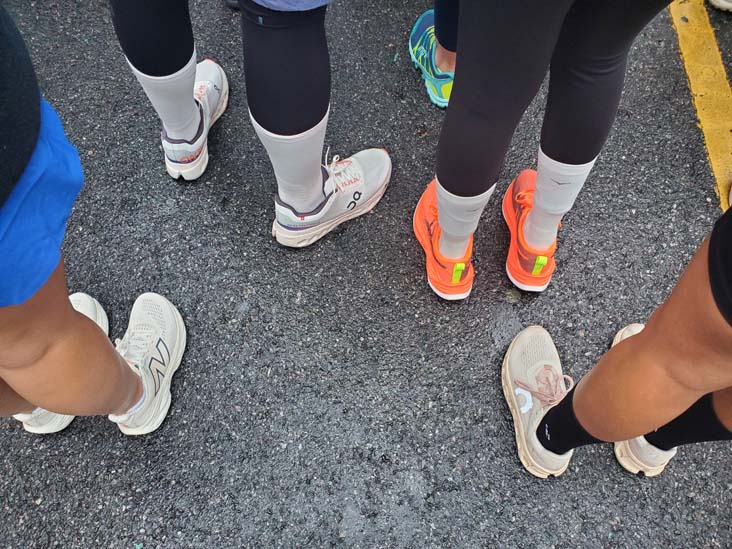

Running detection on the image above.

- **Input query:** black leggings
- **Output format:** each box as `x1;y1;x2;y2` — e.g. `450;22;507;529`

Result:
0;5;40;206
436;0;671;197
108;0;330;136
434;0;459;53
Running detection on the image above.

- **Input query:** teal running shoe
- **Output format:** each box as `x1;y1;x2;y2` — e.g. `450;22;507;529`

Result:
409;9;454;109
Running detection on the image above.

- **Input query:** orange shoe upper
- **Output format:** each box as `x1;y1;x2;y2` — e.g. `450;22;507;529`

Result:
413;180;474;296
502;170;557;288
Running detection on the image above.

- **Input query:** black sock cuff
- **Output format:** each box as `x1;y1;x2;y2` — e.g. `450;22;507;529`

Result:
536;386;601;455
645;393;732;451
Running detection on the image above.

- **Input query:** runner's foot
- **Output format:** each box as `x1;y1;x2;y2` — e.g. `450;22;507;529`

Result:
272;149;391;248
163;59;229;181
109;293;186;436
413;179;474;300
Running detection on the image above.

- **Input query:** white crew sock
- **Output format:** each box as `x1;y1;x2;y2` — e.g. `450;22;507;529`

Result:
524;148;597;250
436;178;496;259
128;49;201;142
250;108;329;213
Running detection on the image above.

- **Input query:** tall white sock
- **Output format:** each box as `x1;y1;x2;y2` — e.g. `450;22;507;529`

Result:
128;49;200;141
524;148;597;249
250;108;329;213
436;179;495;259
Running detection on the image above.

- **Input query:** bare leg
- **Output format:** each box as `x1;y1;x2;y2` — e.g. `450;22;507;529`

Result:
0;261;142;417
435;41;456;73
574;239;732;441
0;378;34;416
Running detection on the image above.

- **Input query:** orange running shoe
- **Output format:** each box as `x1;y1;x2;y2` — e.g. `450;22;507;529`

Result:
413;180;474;300
502;170;557;292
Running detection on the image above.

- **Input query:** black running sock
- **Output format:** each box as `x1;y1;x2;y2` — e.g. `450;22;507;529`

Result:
644;393;732;451
536;387;602;454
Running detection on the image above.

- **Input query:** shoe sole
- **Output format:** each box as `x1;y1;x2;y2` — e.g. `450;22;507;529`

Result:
117;302;187;436
165;65;230;181
501;183;550;293
411;198;471;301
501;333;569;479
610;324;669;477
272;158;392;248
408;43;449;109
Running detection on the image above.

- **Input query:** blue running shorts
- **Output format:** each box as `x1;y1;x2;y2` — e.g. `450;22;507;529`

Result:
0;98;84;307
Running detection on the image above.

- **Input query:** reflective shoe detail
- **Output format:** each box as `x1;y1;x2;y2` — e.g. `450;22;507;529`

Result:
13;293;109;434
502;326;575;478
272;148;391;248
502;170;557;292
109;293;186;436
413;180;474;301
612;324;678;477
163;59;229;181
408;9;454;109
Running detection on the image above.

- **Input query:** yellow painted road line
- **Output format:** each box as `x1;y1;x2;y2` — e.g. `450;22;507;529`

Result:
670;0;732;210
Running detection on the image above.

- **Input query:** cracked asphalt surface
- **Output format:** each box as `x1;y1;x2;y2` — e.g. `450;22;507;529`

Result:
2;1;730;546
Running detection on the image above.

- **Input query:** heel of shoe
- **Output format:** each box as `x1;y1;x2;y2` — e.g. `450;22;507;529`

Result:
165;144;209;181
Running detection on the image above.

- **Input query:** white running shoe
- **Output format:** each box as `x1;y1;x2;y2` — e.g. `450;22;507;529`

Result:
109;293;186;436
502;326;575;478
709;0;732;11
272;149;392;248
13;293;109;434
612;324;678;476
163;59;229;181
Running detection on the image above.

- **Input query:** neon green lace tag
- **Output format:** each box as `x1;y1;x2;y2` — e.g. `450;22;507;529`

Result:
452;262;466;284
532;256;548;276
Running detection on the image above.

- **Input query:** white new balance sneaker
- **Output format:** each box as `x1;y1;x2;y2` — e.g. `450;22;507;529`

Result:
13;293;109;434
163;59;229;181
109;293;186;436
612;324;678;476
502;326;575;478
272;148;392;248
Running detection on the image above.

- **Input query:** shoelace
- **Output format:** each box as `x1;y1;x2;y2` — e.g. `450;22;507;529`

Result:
115;326;154;369
516;364;574;407
324;148;361;192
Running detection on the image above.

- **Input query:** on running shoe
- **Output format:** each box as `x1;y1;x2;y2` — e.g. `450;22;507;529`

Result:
502;170;558;293
413;180;474;300
272;149;391;248
502;326;575;478
164;59;229;181
13;293;109;435
109;293;186;436
409;9;454;109
612;324;678;476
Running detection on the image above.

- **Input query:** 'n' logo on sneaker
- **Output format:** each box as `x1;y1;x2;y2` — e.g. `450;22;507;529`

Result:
515;387;534;414
147;338;171;396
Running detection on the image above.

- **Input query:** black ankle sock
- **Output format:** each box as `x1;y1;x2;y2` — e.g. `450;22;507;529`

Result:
644;393;732;451
536;387;602;454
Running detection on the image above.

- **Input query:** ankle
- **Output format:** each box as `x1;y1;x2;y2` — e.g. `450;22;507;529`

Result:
112;365;145;416
435;42;456;73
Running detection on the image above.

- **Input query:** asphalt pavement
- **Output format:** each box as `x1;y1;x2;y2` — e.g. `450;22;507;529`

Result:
2;1;730;547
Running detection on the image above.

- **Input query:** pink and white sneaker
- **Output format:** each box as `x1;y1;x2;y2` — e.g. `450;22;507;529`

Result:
163;59;229;181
